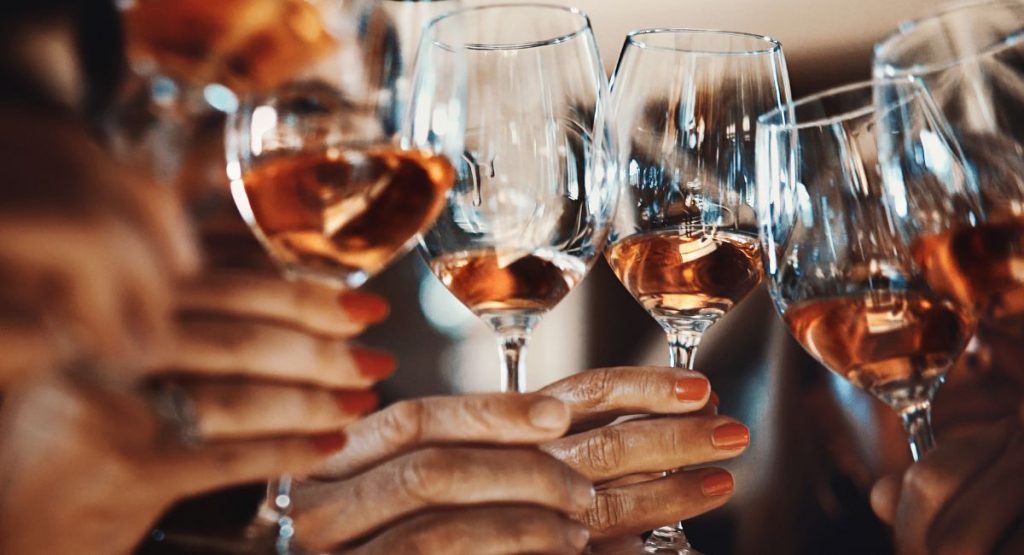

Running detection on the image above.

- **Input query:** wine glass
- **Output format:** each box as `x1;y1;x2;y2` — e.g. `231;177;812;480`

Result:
874;0;1024;335
225;2;463;550
606;29;790;554
414;4;616;393
756;80;979;462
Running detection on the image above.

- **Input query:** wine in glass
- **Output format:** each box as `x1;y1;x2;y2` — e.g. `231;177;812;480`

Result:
757;80;979;461
414;4;616;394
874;0;1024;334
225;2;463;550
605;29;790;554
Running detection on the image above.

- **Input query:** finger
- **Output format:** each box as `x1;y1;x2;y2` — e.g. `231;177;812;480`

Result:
544;416;749;482
870;474;901;525
293;447;594;548
540;367;711;424
105;170;201;280
588;536;645;554
184;382;378;440
583;468;734;541
311;394;572;480
163;432;349;497
927;430;1024;555
177;271;389;338
346;506;590;555
893;421;1015;554
0;217;174;363
0;315;61;387
162;319;394;388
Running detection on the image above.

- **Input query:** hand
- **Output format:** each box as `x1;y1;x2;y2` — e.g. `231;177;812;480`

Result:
0;271;391;554
539;367;747;546
292;394;595;554
0;110;200;385
870;413;1024;555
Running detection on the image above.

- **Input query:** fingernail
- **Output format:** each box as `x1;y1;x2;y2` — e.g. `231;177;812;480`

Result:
701;470;734;497
311;432;348;455
338;292;390;324
566;524;590;551
674;377;710;402
710;391;720;408
712;422;750;450
335;390;379;415
529;397;570;431
352;348;396;380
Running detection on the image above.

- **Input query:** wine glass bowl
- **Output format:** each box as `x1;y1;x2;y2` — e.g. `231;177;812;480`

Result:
414;3;615;393
874;0;1024;333
757;80;979;459
226;1;463;290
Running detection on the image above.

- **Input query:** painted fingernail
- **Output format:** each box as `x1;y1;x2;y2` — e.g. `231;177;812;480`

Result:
335;390;379;415
311;432;348;455
701;470;734;497
338;292;390;324
529;397;570;431
712;422;750;450
710;391;720;408
674;377;710;402
352;348;396;380
566;524;590;551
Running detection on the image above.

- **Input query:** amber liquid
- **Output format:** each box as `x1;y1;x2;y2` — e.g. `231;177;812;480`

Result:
913;219;1024;334
784;292;973;400
124;0;336;92
430;250;586;317
605;230;763;322
241;148;455;285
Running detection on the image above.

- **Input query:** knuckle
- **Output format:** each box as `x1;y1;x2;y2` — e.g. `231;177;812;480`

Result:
377;399;424;450
571;368;616;410
398;448;451;504
578;427;628;476
584;491;631;534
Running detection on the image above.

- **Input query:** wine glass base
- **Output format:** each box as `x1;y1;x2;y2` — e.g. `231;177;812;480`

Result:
644;526;703;555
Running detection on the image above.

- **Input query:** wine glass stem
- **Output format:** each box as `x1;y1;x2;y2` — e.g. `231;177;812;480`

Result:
667;330;703;370
497;329;529;393
899;401;936;462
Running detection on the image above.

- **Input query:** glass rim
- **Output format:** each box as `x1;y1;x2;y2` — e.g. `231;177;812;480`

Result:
874;0;1024;78
758;78;928;130
625;28;782;56
424;2;593;51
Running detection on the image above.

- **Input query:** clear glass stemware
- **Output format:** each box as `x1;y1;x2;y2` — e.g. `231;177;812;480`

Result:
757;80;980;461
606;29;791;554
414;3;617;394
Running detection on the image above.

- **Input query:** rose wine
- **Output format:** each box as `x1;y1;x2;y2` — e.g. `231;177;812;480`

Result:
784;292;973;401
124;0;336;92
430;250;586;316
240;148;455;285
913;219;1024;334
605;230;763;322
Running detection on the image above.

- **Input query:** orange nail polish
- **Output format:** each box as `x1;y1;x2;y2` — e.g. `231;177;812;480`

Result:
335;390;379;415
675;377;710;402
311;432;348;454
712;423;750;450
710;391;720;408
701;471;734;497
352;348;396;379
338;292;390;324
